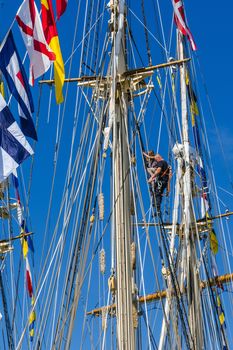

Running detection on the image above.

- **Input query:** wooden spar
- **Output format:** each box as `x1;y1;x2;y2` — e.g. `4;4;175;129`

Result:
86;273;233;317
200;273;233;288
0;232;33;243
123;58;191;76
39;75;107;85
0;233;33;256
38;58;191;85
197;211;233;221
135;211;233;227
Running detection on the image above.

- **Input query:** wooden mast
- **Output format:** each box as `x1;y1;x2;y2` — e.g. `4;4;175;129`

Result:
110;1;135;348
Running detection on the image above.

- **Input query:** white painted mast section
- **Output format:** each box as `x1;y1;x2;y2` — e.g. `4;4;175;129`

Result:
178;33;190;291
158;145;183;350
178;33;203;349
159;29;204;350
110;1;135;349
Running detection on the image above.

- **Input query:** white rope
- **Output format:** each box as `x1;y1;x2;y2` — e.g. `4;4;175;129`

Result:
35;2;108;342
16;231;63;350
122;94;163;349
64;11;105;66
128;7;168;54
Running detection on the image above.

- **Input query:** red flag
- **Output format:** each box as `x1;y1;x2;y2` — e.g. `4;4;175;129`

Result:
172;0;197;51
56;0;68;20
26;258;33;298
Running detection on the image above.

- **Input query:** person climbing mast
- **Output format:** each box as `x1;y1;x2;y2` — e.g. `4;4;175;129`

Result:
143;150;158;177
143;152;172;216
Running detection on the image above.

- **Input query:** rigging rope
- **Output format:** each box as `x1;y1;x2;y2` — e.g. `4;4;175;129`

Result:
141;0;152;66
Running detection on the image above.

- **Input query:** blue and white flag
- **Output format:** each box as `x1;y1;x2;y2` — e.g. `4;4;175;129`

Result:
0;92;33;182
0;31;37;140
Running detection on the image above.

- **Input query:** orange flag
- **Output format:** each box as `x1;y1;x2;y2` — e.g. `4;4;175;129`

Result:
41;0;65;104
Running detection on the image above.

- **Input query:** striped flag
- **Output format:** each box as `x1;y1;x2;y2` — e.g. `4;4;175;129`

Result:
56;0;68;20
41;0;65;104
26;257;33;298
16;0;55;86
0;93;33;182
172;0;197;51
0;31;37;140
29;309;36;341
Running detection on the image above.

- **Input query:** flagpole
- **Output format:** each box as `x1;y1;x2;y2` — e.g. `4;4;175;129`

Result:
178;28;204;349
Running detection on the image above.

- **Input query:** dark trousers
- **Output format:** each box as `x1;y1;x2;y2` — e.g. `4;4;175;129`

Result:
150;179;167;213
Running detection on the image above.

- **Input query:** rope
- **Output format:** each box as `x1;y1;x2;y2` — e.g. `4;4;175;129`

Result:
141;0;152;66
126;94;176;345
157;214;194;349
195;57;233;190
32;2;107;344
128;7;169;54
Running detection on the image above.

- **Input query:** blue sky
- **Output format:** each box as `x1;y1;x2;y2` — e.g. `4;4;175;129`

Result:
189;1;233;183
0;2;231;204
0;0;232;348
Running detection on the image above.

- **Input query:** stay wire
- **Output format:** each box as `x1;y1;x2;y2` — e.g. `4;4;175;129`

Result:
51;118;97;345
140;308;158;350
53;76;109;340
38;0;82;275
53;48;110;342
196;56;233;190
8;72;45;350
189;49;233;313
56;103;107;348
38;16;107;348
157;214;194;350
34;2;100;342
128;95;176;346
127;3;181;149
141;0;152;66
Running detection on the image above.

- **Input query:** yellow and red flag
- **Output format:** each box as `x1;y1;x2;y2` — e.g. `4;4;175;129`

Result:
41;0;65;104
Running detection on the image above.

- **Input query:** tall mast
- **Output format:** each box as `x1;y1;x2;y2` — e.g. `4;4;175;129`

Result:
178;33;203;349
110;1;135;348
158;30;204;350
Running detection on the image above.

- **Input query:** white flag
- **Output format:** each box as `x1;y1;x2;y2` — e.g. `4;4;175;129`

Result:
172;0;197;51
16;0;55;85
